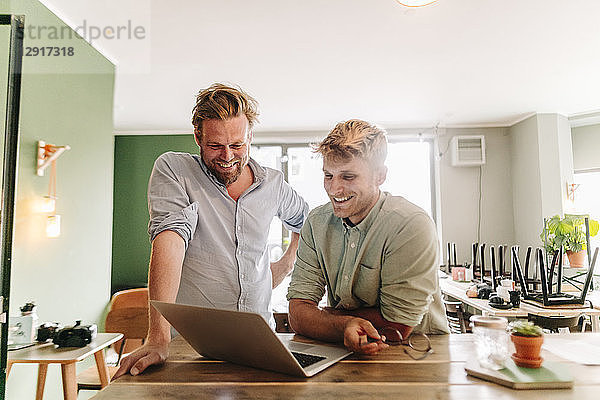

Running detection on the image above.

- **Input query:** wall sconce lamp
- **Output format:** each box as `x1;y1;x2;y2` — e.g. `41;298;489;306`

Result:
36;140;70;176
40;195;56;213
36;140;70;238
46;215;61;238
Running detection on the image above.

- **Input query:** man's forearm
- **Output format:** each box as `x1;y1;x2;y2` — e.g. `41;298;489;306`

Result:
326;307;414;339
284;232;300;256
271;232;300;288
289;299;356;342
147;230;185;345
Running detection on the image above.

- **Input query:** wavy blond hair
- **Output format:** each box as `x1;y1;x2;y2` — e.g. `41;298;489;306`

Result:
192;83;259;141
316;119;387;167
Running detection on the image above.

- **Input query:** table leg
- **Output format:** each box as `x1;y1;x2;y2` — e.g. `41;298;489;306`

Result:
60;362;77;400
36;364;48;400
94;349;110;388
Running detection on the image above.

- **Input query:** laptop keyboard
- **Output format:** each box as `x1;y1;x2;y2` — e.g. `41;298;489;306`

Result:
291;352;326;368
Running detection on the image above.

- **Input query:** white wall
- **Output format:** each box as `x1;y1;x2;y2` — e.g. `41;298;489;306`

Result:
439;127;515;265
572;123;600;171
557;114;575;213
537;113;573;217
510;113;574;254
510;115;543;250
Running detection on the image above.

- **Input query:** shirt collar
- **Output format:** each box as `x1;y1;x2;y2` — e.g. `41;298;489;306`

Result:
247;158;266;183
341;191;388;232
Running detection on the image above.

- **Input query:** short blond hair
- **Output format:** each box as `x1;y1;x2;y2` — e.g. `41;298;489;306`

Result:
192;83;259;141
316;119;387;166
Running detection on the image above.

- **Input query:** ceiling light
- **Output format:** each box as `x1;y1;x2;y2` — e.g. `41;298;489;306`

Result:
396;0;439;7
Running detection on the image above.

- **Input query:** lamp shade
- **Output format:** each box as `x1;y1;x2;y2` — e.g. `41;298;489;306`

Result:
46;215;61;238
40;196;56;213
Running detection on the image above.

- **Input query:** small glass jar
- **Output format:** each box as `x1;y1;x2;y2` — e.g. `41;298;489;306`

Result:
470;315;509;370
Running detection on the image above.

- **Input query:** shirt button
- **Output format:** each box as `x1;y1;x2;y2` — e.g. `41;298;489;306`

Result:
237;226;241;231
350;242;355;248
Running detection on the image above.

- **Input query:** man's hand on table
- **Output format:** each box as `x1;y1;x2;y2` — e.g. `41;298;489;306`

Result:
343;317;389;355
113;342;169;378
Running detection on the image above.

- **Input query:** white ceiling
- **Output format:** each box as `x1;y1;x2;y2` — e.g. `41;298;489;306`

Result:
40;0;600;133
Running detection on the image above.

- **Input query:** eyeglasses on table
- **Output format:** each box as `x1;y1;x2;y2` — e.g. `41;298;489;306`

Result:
376;327;434;360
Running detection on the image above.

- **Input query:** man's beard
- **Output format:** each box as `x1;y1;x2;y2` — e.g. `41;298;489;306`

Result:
203;155;248;186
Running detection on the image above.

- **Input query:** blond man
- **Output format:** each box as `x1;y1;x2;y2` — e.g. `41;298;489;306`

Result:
287;119;448;355
117;84;309;376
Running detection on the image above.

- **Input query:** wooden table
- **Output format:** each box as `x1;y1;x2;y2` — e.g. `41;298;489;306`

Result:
93;333;600;399
8;332;123;400
439;276;600;331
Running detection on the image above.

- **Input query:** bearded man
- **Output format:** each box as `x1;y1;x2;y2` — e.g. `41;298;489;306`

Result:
116;83;308;376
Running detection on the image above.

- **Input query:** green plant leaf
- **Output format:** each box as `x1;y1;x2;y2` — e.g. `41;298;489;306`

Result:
540;214;597;251
546;215;561;233
508;320;543;336
556;219;575;235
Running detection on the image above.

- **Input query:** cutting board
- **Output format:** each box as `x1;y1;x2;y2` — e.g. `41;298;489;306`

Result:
464;358;573;389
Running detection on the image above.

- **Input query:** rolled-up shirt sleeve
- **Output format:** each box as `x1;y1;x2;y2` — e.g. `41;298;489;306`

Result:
287;218;326;303
147;153;199;248
380;213;439;326
275;174;309;233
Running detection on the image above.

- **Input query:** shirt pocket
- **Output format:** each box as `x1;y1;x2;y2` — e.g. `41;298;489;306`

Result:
353;264;380;306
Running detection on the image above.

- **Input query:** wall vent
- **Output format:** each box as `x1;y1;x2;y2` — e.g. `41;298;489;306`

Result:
450;135;485;167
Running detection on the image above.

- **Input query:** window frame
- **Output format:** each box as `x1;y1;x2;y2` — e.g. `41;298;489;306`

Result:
253;137;438;249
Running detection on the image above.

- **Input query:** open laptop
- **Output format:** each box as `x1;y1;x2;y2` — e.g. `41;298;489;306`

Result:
151;300;352;377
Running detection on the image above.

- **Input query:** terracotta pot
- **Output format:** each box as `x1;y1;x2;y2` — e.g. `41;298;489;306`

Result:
566;250;586;268
511;333;544;367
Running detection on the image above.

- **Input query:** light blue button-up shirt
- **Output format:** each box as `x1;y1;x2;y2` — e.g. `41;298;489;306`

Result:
148;152;309;322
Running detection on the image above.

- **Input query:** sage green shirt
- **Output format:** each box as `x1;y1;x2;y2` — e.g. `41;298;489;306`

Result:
287;192;449;334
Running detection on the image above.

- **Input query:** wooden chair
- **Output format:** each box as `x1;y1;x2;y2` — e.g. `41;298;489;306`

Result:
77;289;149;392
527;313;587;333
108;288;149;353
443;300;469;334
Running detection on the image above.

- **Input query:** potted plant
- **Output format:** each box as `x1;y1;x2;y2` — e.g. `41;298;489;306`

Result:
540;214;599;267
508;320;544;368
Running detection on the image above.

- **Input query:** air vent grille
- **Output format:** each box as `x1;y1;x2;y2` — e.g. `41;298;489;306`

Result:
450;135;485;167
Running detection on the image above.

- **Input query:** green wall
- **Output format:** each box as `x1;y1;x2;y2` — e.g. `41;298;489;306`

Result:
112;135;198;291
1;1;115;399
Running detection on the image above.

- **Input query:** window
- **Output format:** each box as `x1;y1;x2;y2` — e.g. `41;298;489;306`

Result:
573;170;600;253
252;139;436;312
382;141;433;216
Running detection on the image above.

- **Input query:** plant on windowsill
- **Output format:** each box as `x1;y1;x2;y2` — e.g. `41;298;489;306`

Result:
508;320;544;368
540;214;599;268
